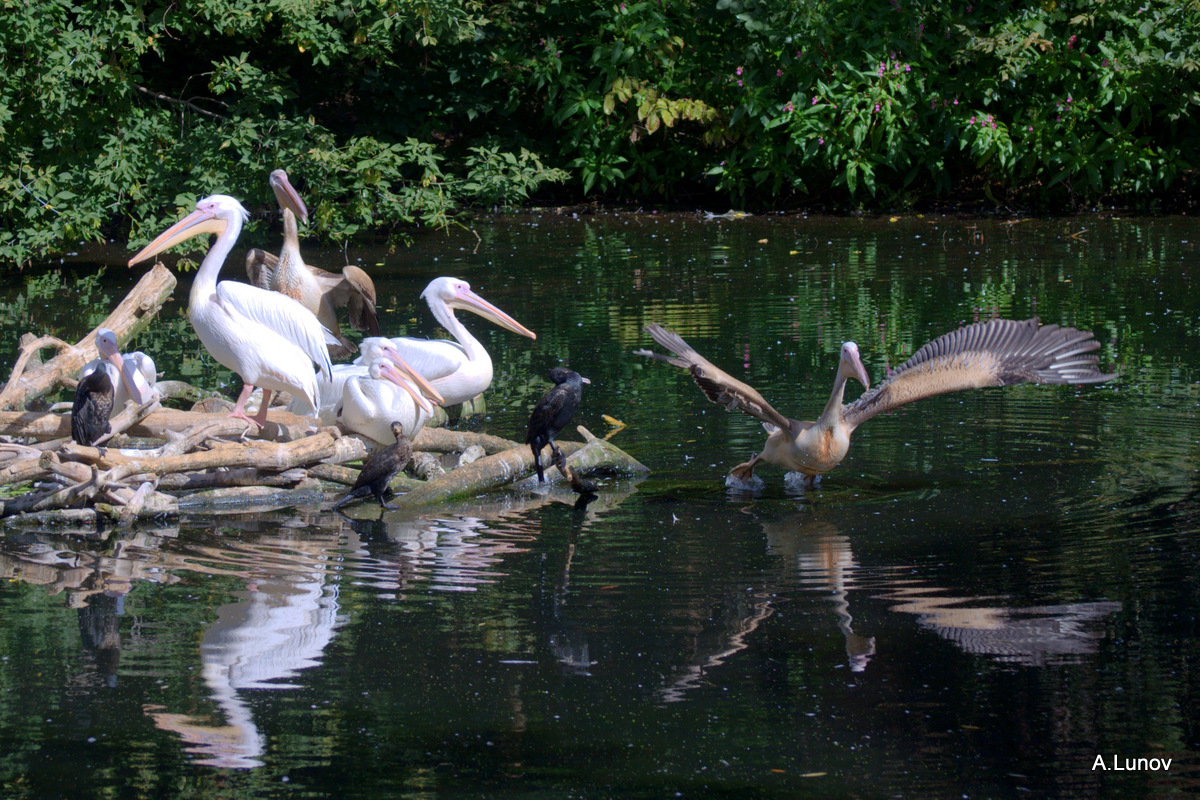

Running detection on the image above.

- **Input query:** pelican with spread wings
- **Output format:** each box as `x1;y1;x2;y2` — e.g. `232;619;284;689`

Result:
636;317;1115;487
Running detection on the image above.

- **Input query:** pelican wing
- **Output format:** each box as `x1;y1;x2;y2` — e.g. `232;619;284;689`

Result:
245;248;278;290
336;265;381;335
841;317;1116;431
214;281;335;380
635;323;795;433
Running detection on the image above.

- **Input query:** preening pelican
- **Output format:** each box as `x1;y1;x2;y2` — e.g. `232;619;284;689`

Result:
356;276;536;406
128;194;335;426
245;169;380;358
79;328;156;416
527;367;590;483
636;317;1116;488
338;359;437;445
331;421;413;511
294;337;444;424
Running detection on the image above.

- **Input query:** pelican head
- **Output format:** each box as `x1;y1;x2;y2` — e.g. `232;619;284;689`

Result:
371;359;435;414
94;328;122;366
839;342;871;390
128;195;250;266
360;337;446;406
269;169;308;223
421;277;536;340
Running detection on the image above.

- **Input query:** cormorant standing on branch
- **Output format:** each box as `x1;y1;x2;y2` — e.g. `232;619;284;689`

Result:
71;369;114;446
527;367;590;483
332;421;413;510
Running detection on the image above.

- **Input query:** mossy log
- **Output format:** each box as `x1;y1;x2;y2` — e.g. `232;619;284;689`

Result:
0;264;177;411
386;427;648;509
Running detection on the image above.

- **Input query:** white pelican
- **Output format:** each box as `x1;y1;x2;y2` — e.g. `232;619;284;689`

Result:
245;169;380;358
292;337;444;424
79;328;157;416
356;276;536;406
636;317;1116;488
338;359;436;445
128;194;335;426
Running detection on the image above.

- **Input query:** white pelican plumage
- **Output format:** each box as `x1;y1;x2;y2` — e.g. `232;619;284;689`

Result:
245;169;380;359
356;276;536;406
338;359;436;445
128;194;335;426
292;337;444;424
79;328;157;416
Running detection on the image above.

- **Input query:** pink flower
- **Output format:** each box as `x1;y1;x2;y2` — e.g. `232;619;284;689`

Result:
818;137;824;145
812;96;818;105
784;101;794;112
874;103;880;113
737;80;743;87
736;66;743;76
776;69;783;77
969;116;975;125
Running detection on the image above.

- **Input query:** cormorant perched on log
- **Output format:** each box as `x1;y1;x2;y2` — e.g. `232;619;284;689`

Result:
527;367;590;483
331;421;413;510
71;368;115;446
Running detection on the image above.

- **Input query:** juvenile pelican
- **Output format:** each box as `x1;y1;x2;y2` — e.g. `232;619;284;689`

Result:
79;328;156;416
245;169;380;358
338;359;437;445
526;367;590;482
128;194;334;426
356;277;536;406
636;317;1115;488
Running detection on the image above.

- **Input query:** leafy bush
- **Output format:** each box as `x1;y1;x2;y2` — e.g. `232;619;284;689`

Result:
2;0;1198;265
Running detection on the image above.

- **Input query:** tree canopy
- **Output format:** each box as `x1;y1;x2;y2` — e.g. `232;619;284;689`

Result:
3;0;1199;263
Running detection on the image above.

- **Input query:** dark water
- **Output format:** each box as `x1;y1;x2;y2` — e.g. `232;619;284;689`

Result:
1;212;1198;798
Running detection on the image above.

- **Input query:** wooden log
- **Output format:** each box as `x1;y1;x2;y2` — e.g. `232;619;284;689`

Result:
175;485;327;511
0;407;317;442
389;441;587;509
0;264;177;410
154;467;311;491
412;426;521;454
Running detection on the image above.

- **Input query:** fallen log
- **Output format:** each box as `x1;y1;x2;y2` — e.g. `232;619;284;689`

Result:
0;407;317;442
412;426;521;454
0;264;177;410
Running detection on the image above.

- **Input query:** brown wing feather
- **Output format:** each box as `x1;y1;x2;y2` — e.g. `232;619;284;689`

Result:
245;248;277;289
635;323;795;432
841;317;1115;430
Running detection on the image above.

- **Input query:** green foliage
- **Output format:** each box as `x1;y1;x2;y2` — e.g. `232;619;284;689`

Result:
2;0;1199;265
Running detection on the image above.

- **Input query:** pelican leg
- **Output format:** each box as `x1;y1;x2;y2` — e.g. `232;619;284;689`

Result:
229;383;264;427
250;389;274;427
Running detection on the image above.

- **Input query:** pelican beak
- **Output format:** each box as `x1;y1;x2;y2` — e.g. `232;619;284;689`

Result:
128;207;226;266
269;169;308;224
98;332;145;404
842;343;871;390
380;362;434;414
384;352;445;406
450;286;537;340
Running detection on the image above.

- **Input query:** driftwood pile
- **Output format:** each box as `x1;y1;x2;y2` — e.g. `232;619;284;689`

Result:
0;265;647;527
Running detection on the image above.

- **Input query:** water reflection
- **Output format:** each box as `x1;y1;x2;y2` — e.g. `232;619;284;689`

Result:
764;514;1122;669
